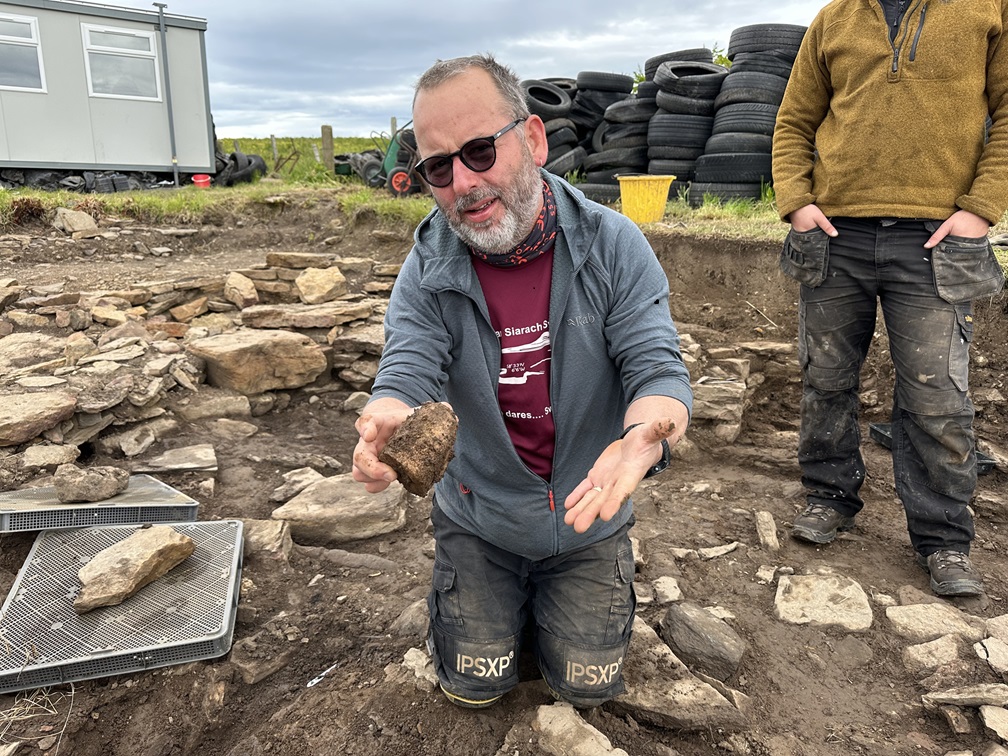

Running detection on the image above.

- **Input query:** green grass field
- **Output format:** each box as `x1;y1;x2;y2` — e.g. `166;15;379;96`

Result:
3;133;1007;249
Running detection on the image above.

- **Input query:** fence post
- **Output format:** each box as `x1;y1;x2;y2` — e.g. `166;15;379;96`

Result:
321;125;334;174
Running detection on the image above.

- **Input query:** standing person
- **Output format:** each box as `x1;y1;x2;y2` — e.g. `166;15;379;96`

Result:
351;53;692;708
772;0;1007;596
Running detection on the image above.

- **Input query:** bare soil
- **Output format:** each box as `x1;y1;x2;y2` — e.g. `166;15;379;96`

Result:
1;189;1007;756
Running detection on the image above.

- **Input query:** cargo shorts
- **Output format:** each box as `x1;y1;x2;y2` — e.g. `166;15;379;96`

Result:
426;500;636;709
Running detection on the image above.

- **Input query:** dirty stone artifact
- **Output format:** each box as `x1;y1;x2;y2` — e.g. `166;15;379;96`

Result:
53;463;130;503
378;402;458;496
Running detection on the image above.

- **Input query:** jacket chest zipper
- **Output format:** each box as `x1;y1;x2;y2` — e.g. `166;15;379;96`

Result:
909;3;927;61
890;0;926;72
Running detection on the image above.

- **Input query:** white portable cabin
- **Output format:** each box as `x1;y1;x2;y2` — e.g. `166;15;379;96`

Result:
0;0;213;176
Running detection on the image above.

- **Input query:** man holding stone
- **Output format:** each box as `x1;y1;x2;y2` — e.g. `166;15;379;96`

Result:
351;53;692;709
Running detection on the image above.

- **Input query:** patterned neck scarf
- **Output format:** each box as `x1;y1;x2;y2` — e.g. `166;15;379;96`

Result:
470;181;557;268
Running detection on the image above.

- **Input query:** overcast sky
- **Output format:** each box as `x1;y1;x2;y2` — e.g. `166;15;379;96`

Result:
125;1;826;139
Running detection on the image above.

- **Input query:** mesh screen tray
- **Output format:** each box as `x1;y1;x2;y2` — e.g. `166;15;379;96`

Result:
0;520;243;694
0;474;199;533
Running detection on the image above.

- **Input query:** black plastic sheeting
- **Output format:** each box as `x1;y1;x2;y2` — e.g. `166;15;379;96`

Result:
0;149;267;193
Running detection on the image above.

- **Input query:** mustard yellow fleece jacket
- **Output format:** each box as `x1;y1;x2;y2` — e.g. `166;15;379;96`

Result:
772;0;1008;224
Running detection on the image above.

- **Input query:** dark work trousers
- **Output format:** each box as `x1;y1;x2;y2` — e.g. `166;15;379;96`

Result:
426;499;636;709
785;217;1003;556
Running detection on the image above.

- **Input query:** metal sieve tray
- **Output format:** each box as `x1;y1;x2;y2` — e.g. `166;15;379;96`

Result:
0;474;199;533
0;519;243;694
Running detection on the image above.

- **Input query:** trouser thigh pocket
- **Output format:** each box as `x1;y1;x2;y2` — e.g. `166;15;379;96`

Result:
780;227;830;288
932;234;1005;303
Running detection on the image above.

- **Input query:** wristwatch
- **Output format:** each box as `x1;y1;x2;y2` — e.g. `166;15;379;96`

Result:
619;423;671;478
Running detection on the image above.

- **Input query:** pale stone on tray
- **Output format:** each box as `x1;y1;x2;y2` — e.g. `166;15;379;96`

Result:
774;574;872;632
532;702;630;756
54;463;130;502
74;525;195;613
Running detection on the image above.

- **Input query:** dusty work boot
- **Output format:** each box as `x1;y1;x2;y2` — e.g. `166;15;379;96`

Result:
791;503;856;544
916;550;984;597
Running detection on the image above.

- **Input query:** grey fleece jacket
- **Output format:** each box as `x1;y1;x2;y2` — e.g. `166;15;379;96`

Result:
370;171;693;560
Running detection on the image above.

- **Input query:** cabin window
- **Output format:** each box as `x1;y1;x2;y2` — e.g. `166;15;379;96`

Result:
81;24;159;100
0;14;46;92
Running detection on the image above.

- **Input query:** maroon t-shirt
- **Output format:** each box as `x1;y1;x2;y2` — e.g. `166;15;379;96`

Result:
472;249;556;479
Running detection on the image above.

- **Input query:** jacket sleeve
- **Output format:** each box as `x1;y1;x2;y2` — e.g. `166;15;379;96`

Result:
958;0;1008;224
604;220;693;418
369;249;451;407
771;14;833;221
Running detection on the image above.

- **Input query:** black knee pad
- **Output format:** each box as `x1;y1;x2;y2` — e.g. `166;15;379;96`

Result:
427;627;520;706
535;627;628;708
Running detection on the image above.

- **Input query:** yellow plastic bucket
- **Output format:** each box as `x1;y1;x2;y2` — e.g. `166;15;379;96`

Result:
617;174;676;224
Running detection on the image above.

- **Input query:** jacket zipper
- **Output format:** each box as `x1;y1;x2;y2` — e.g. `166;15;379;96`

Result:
890;0;922;73
909;3;928;61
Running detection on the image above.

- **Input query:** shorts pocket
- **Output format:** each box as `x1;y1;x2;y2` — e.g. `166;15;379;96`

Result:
610;546;636;618
948;305;974;392
932;234;1005;304
431;559;463;626
779;227;830;287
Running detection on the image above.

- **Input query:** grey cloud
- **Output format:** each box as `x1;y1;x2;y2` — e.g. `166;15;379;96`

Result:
139;0;823;136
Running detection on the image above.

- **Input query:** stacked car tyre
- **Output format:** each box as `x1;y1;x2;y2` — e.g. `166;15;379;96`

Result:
689;23;806;207
648;54;727;197
566;71;634;202
524;78;589;183
579;88;658;189
524;78;588;182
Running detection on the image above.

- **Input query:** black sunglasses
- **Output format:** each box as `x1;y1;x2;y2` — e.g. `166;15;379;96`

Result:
414;118;526;187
